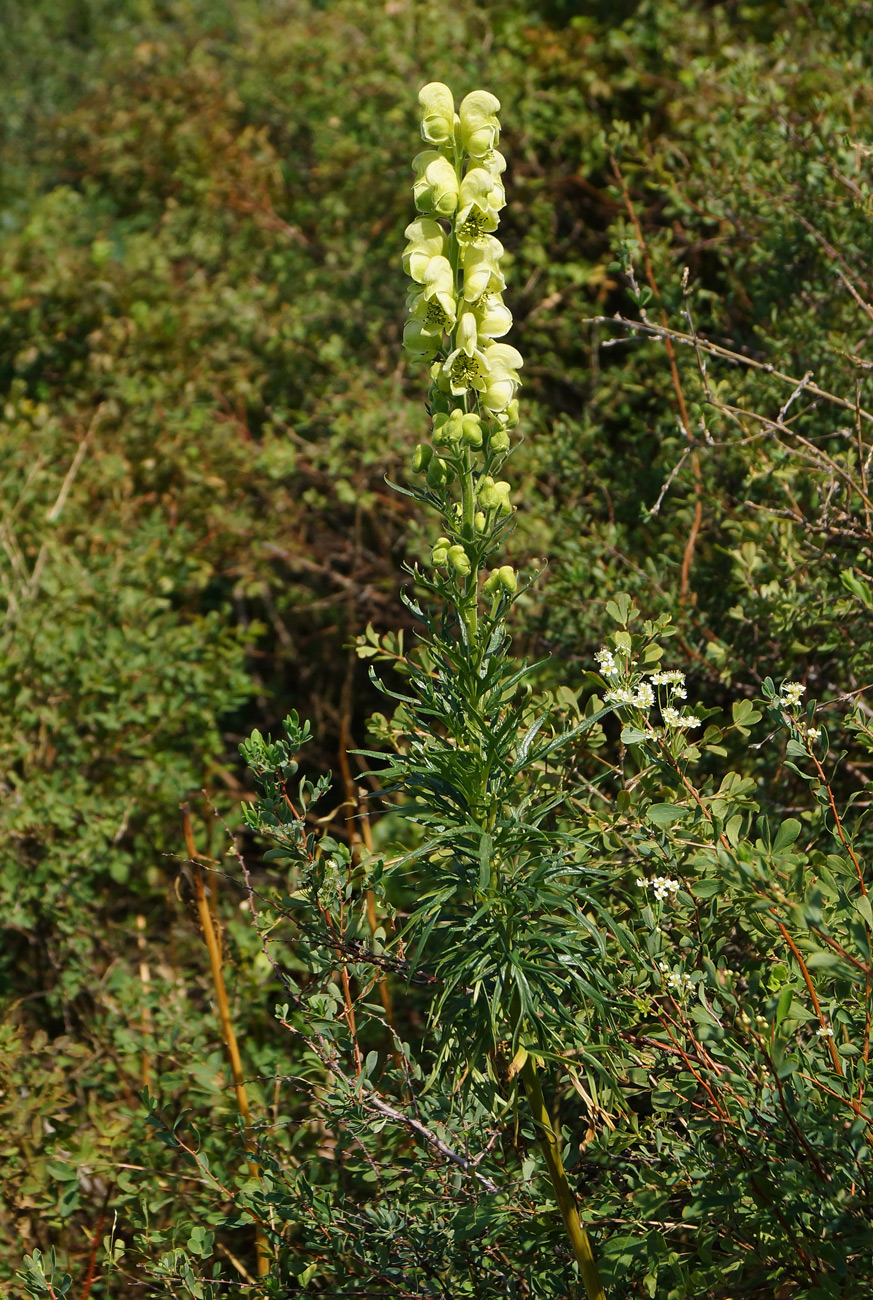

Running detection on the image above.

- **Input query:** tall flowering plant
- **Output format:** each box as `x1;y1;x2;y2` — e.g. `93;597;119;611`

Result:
379;83;612;1300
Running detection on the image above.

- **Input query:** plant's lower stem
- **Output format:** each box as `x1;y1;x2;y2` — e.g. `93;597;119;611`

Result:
520;1053;606;1300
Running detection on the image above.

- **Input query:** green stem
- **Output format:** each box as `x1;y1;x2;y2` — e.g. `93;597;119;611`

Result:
460;446;479;645
519;1052;606;1300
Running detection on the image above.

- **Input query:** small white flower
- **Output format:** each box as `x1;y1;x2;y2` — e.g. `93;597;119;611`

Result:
816;1025;834;1038
605;687;636;705
595;647;618;676
671;685;687;700
652;876;681;901
636;877;648;889
776;681;805;709
662;706;700;730
651;670;686;687
806;726;821;742
633;682;655;709
657;960;693;995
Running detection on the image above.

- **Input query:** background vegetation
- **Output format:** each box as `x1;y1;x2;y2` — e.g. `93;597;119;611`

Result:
2;1;872;1296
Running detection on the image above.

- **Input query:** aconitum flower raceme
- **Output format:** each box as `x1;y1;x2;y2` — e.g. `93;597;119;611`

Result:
403;85;521;413
403;83;523;582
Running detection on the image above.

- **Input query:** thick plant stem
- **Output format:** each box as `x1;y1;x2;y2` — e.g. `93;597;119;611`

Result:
182;806;271;1279
520;1053;606;1300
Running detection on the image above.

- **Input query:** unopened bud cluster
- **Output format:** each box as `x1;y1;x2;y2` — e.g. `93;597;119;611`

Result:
403;83;522;598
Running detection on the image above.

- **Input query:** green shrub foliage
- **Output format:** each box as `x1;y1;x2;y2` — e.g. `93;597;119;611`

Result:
3;2;873;1298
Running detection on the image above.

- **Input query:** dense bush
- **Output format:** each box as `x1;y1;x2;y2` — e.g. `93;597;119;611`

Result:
2;2;872;1297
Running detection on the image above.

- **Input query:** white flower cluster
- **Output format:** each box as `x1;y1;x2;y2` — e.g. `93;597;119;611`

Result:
634;682;655;709
816;1024;834;1038
650;670;687;699
595;652;702;731
637;876;681;901
658;961;694;996
775;680;805;709
595;647;618;676
662;706;701;730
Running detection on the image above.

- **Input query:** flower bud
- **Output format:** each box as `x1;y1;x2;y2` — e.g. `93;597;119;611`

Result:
413;151;460;216
460;413;483;447
475;510;486;531
412;443;433;473
418;82;455;145
459;90;501;158
431;536;451;565
429;360;449;392
426;457;451;489
478;476;512;516
432;408;465;445
447;544;472;577
497;565;517;592
482;566;514;596
489;427;510;454
501;399;520;429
